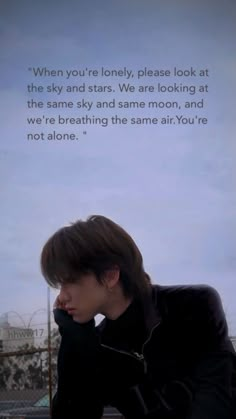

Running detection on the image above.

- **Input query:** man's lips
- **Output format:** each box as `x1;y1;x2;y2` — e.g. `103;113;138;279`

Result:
66;308;76;314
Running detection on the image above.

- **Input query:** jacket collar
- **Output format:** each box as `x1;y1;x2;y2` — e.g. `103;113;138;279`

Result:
97;284;163;338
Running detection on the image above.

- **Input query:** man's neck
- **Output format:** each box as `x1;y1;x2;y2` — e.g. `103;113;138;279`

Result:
101;289;133;320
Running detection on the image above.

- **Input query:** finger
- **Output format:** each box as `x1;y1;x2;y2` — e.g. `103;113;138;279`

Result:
53;296;63;309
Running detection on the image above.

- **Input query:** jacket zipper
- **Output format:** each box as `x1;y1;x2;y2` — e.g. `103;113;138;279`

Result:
100;321;161;374
142;321;161;373
100;343;145;363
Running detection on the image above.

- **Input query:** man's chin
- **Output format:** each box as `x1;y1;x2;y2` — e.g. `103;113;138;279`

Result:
72;314;93;324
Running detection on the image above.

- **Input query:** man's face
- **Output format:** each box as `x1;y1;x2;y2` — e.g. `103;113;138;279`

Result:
58;273;109;323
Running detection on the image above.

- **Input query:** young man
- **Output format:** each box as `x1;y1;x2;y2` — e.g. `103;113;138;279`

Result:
41;215;236;419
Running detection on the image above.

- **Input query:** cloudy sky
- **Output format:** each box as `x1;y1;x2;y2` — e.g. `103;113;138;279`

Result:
0;0;235;337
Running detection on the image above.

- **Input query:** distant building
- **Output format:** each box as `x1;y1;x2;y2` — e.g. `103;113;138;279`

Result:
0;314;34;352
230;336;236;351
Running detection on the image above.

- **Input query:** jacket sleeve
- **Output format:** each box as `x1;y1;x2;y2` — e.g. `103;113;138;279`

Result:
188;351;235;419
115;287;235;419
187;286;235;419
52;309;104;419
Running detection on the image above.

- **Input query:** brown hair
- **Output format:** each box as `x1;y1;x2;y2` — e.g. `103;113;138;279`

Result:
40;215;151;301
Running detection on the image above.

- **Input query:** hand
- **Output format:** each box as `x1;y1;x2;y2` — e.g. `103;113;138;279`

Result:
53;295;66;310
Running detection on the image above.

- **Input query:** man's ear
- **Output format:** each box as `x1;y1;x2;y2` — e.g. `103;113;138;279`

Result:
103;266;120;291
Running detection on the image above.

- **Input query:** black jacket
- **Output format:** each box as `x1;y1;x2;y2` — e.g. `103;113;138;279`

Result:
52;284;236;419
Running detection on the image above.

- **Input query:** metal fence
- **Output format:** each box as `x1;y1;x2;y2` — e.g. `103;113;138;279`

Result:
0;345;55;419
0;309;59;419
0;343;123;418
